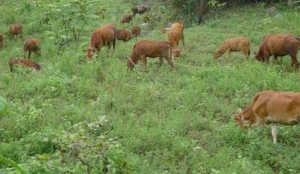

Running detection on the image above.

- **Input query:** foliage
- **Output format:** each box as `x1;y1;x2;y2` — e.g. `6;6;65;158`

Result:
0;96;8;117
1;0;300;173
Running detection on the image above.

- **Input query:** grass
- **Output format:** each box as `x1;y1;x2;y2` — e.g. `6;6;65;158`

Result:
1;1;300;173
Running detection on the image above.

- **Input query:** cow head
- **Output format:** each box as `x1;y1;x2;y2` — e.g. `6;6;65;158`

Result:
86;47;94;60
213;50;222;59
126;57;135;70
235;108;247;128
254;51;264;62
173;49;181;57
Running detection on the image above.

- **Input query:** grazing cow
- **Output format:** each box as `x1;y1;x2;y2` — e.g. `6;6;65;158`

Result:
131;5;148;17
214;37;250;59
9;24;23;38
116;29;132;42
255;34;300;71
0;33;3;49
9;58;41;72
235;91;300;144
120;14;133;24
161;22;185;57
24;38;41;59
86;23;117;60
131;26;141;39
126;40;174;70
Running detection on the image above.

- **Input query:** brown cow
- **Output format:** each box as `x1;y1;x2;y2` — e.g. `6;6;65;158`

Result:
131;5;148;17
24;38;41;58
214;37;250;60
131;26;141;39
9;24;23;38
116;29;132;42
126;40;174;70
86;23;117;60
255;34;300;71
235;91;300;144
0;33;3;49
161;22;185;57
120;14;133;24
9;58;41;72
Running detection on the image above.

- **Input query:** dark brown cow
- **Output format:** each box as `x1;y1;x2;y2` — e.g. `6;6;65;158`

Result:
235;91;300;144
126;40;174;70
9;24;23;38
214;37;250;60
9;58;41;72
116;29;132;42
255;34;300;71
131;26;141;39
161;22;185;57
0;33;3;49
86;23;117;60
24;38;41;58
120;14;133;24
131;5;148;17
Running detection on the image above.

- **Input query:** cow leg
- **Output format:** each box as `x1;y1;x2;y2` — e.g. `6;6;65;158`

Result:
140;55;147;71
273;56;278;65
28;51;31;59
265;55;270;64
243;50;249;60
271;125;277;144
158;57;163;67
227;51;231;59
165;57;174;69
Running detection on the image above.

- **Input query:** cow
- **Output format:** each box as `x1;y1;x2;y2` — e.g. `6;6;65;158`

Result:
131;26;141;39
126;40;174;70
255;34;300;71
24;38;41;59
131;5;148;17
235;90;300;144
116;29;132;42
9;24;23;38
86;23;117;60
161;22;185;57
120;14;133;24
9;58;41;72
0;33;3;49
214;37;250;60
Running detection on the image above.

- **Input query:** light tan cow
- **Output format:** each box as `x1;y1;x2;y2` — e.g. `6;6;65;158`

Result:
235;91;300;144
161;22;185;57
214;37;250;60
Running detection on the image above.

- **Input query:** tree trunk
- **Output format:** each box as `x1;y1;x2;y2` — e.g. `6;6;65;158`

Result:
197;0;208;24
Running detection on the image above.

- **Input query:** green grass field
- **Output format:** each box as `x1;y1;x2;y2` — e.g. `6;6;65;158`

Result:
1;1;300;173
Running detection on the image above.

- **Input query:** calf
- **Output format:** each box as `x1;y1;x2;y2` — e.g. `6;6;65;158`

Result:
9;24;23;38
161;22;185;57
255;34;300;71
9;58;41;72
116;29;132;42
120;14;133;24
24;38;41;58
126;40;174;70
214;37;250;59
86;23;117;60
131;5;148;17
235;91;300;144
0;33;3;49
131;26;141;39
